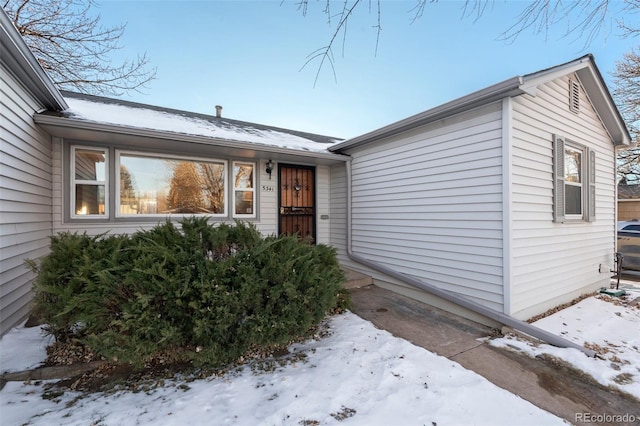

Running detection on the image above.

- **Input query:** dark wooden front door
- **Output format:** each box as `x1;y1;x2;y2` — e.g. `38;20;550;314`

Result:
278;164;315;242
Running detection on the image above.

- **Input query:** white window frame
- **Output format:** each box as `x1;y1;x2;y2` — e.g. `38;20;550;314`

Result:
553;135;595;223
70;146;108;219
115;150;228;218
232;161;256;218
564;144;584;220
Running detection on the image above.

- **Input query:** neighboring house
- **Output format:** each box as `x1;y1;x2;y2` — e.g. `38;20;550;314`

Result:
0;9;631;335
618;183;640;221
328;55;630;322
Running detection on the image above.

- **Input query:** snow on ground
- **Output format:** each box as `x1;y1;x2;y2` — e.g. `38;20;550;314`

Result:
2;280;639;425
1;313;563;426
490;279;640;400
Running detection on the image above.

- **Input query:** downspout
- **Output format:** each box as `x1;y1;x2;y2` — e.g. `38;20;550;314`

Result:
344;160;596;358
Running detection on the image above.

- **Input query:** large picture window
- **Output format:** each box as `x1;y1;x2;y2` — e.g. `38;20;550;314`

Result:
233;162;255;217
71;146;107;218
117;152;227;217
553;135;595;223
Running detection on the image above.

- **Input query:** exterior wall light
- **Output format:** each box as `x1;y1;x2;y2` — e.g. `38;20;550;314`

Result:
266;159;274;179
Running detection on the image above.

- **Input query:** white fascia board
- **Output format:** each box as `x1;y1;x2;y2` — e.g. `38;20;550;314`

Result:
329;76;524;152
0;9;67;110
575;66;631;147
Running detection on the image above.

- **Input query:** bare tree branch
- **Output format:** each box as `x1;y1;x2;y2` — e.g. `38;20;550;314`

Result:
298;0;364;87
613;47;640;183
292;0;632;84
2;0;156;96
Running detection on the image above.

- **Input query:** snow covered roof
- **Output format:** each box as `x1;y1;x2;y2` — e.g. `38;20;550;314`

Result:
35;92;345;160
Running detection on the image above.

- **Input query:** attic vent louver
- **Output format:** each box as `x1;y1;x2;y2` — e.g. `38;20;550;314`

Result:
569;79;580;113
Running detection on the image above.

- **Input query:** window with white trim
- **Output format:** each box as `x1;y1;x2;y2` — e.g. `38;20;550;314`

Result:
553;135;595;223
233;161;255;217
71;146;108;218
564;145;583;216
117;152;227;217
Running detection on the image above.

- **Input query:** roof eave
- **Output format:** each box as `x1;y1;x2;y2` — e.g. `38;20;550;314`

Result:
34;114;350;164
577;64;631;147
0;9;67;111
329;76;524;152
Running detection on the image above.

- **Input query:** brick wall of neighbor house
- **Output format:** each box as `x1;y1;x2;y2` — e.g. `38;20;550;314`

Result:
0;63;54;335
509;73;615;320
618;200;640;221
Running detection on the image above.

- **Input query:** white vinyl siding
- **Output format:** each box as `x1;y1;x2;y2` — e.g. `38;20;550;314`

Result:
315;165;331;245
256;159;278;237
329;163;348;263
341;103;505;312
0;64;53;335
509;74;615;319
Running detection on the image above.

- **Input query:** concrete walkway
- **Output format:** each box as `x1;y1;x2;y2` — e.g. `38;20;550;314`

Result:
348;284;640;425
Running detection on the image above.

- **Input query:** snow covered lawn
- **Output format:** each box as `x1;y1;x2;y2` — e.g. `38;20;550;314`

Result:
490;282;640;401
1;313;561;425
1;281;638;425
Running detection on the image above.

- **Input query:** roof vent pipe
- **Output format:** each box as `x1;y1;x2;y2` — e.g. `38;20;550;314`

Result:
215;105;222;118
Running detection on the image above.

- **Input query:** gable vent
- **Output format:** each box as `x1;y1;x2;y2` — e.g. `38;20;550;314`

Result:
569;79;580;113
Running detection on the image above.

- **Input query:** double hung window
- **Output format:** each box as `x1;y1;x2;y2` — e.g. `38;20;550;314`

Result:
553;135;596;223
71;147;108;218
233;162;255;217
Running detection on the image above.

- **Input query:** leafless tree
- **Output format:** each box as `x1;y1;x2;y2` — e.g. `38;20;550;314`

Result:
294;0;638;182
294;0;627;84
2;0;155;95
614;48;640;183
167;162;205;214
617;148;640;184
200;163;225;214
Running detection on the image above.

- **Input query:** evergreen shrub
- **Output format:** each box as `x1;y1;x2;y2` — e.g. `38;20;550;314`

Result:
27;218;347;367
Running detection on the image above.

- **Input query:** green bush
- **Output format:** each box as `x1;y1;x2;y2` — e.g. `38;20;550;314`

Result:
27;218;347;367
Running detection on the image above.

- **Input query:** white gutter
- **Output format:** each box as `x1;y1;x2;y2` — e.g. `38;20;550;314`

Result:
330;76;524;152
344;160;596;358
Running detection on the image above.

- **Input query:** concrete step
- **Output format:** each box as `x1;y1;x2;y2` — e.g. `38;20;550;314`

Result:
342;269;374;289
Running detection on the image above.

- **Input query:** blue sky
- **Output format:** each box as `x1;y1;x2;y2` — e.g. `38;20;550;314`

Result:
97;0;637;139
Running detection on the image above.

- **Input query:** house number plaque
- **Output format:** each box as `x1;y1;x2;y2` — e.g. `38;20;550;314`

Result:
261;185;275;192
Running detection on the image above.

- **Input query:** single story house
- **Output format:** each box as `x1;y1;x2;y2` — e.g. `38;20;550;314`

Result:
618;183;640;221
1;8;630;335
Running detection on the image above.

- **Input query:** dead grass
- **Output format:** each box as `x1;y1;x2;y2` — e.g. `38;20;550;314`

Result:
526;292;598;323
